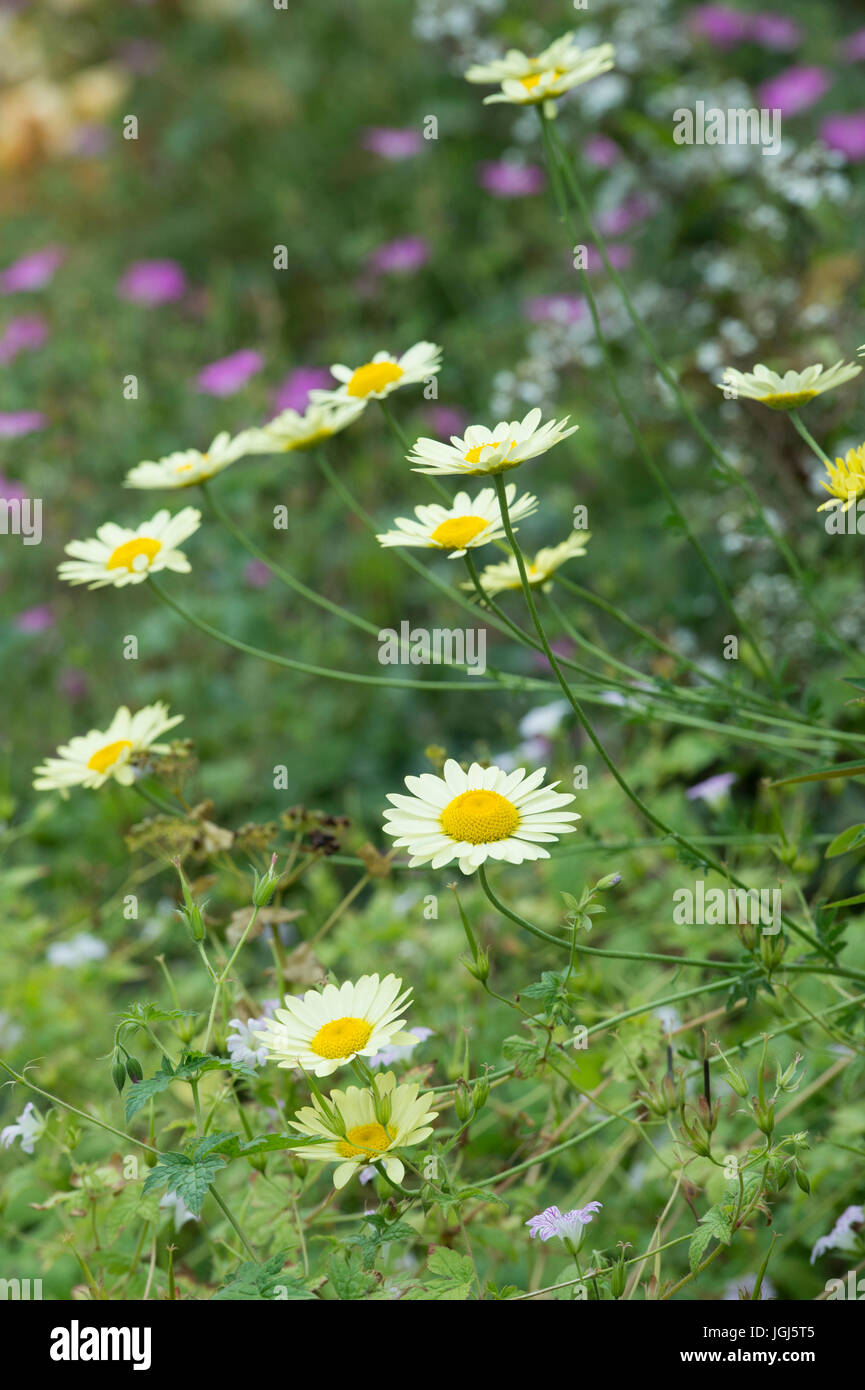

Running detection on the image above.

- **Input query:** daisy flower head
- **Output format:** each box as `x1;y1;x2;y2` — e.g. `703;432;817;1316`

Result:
719;360;862;410
32;701;183;793
465;33;616;106
311;341;442;407
465;531;590;597
526;1201;602;1242
409;406;577;479
256;973;417;1076
289;1071;438;1189
816;442;865;512
58;507;201;589
376;484;538;558
383;759;580;875
240;398;365;454
123;430;261;490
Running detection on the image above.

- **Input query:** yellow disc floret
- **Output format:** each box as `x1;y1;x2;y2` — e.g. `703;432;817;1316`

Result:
106;537;162;571
336;1122;392;1159
440;789;520;844
87;740;133;775
310;1016;374;1059
430;515;489;549
760;390;818;410
346;361;403;398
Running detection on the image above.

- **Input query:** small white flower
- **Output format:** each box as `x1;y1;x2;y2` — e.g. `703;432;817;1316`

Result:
58;507;201;589
466;33;616;106
810;1205;864;1264
526;1201;602;1241
46;933;108;967
408;406;577;478
159;1191;200;1231
33;702;183;793
376;484;538;557
124;430;262;489
226;1015;272;1069
369;1026;434;1068
383;759;580;875
1;1102;46;1155
311;341;442;406
718;360;861;410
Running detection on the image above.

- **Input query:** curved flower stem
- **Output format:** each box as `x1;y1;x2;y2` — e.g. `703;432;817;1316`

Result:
209;1188;258;1261
789;410;833;468
148;575;534;694
546;116;860;667
536;109;780;694
0;1057;159;1154
491;472;834;961
202;479;381;637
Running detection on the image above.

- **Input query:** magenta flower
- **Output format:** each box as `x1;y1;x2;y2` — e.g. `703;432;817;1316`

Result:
362;127;423;160
686;771;737;804
14;605;54;634
243;560;272;589
597;194;653;237
525;294;585;324
0;411;47;436
810;1205;864;1264
58;668;89;701
0;314;48;364
583;134;621;168
118;259;187;305
842;27;865;61
584;243;634;272
424;405;469;439
687;6;752;48
820;112;865;162
0;473;27;501
195;349;263;397
0;247;65;293
270;366;333;415
757;65;831;115
526;1202;603;1242
478;160;545;197
751;13;801;50
367;237;429;275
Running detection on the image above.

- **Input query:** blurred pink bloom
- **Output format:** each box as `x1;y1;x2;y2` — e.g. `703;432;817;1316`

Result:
585;243;633;271
0;411;46;435
525;295;585;324
362;127;423;159
0;314;49;364
243;560;271;588
751;14;801;50
367;237;429;275
757;65;831;115
196;349;263;396
842;27;865;61
425;406;469;438
686;771;737;803
478;161;545;197
58;668;89;701
0;473;27;502
14;605;54;634
270;366;333;416
73;125;110;157
583;134;621;168
820;112;865;161
0;247;65;293
597;194;653;236
118;259;187;305
687;5;752;48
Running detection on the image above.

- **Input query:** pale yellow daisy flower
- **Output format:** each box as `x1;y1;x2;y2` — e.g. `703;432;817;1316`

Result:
719;361;861;410
376;484;538;557
817;443;865;512
465;33;615;106
33;702;183;793
289;1071;438;1189
257;974;417;1077
464;531;590;596
123;430;261;490
311;341;442;406
58;507;201;589
408;406;577;478
238;399;365;454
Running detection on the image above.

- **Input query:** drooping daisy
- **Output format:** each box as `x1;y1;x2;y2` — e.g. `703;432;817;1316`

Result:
465;34;616;106
32;702;183;793
383;759;580;874
718;360;861;410
289;1070;438;1189
238;398;365;454
408;406;577;478
256;974;417;1077
464;532;590;597
376;484;538;558
123;430;261;489
57;507;201;589
816;443;865;512
310;341;442;406
526;1201;602;1242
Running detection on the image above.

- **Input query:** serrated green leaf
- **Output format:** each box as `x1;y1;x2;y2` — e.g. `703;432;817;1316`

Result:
689;1222;713;1275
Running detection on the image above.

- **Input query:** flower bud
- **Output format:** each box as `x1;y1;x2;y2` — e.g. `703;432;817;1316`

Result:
472;1076;490;1112
126;1055;143;1084
759;931;787;973
252;854;281;908
462;948;490;983
454;1082;473;1123
610;1249;627;1299
111;1053;127;1094
751;1096;775;1135
796;1166;811;1195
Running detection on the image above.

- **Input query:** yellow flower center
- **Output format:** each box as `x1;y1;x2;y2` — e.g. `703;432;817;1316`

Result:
346;361;403;398
440;789;520;844
430;515;489;549
761;389;818;410
310;1016;373;1059
106;537;162;571
336;1122;392;1159
519;68;566;94
463;440;516;469
86;739;132;774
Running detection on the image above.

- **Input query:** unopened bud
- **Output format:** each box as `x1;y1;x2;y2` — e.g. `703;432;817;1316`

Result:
126;1055;143;1083
252;854;281;907
454;1082;473;1123
111;1053;127;1094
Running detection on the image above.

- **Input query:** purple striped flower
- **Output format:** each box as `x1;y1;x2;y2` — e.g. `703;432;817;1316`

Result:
526;1202;603;1242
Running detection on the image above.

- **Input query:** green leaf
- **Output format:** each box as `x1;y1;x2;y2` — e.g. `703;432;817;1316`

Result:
125;1056;176;1121
700;1204;733;1245
212;1252;313;1301
769;760;865;788
326;1247;378;1300
689;1222;714;1275
347;1216;417;1271
825;824;865;858
141;1134;232;1215
406;1246;476;1301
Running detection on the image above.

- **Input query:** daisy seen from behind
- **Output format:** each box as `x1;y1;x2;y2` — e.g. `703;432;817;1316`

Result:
32;702;184;793
58;507;201;589
408;406;577;478
257;973;417;1076
289;1070;438;1189
719;360;861;410
123;430;262;490
383;759;580;875
465;33;616;106
311;341;441;406
466;531;590;596
376;483;538;558
239;398;365;454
